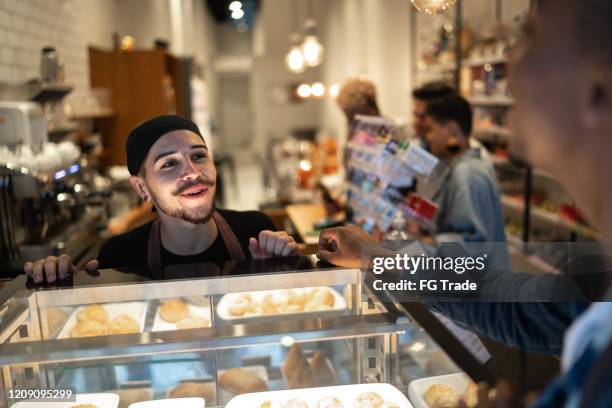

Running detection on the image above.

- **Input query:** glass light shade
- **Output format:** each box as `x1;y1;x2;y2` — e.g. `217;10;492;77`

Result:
301;35;324;67
410;0;457;15
285;46;306;73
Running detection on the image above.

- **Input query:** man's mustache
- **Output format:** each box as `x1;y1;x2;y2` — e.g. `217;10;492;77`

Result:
173;177;215;195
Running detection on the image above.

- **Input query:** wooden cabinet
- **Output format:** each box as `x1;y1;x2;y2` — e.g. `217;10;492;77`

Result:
88;47;187;166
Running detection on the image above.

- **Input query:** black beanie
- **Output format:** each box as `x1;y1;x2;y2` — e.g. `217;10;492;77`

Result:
126;115;204;175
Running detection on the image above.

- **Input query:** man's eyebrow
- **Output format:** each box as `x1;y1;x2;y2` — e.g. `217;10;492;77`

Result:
153;144;208;163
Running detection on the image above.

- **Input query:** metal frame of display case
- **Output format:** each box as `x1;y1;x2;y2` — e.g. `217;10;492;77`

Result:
0;264;494;406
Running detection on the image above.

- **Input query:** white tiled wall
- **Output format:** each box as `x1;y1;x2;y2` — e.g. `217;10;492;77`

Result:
0;0;88;90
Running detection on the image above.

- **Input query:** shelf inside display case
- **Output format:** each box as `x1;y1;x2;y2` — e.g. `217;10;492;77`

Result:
0;259;491;407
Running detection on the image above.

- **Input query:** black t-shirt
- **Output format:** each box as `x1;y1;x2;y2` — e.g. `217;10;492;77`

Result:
97;209;276;269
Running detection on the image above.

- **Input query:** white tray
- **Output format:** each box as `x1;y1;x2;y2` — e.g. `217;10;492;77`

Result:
408;373;471;408
152;303;211;332
57;302;148;339
11;392;119;408
128;397;204;408
217;287;347;323
225;383;413;408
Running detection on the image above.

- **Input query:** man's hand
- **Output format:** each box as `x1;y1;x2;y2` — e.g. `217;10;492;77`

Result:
24;255;99;284
316;224;380;268
249;230;300;259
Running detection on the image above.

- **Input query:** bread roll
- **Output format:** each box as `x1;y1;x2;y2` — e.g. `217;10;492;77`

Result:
354;391;384;408
159;299;189;323
311;351;336;386
259;401;283;408
168;382;215;402
70;320;107;338
424;384;459;408
108;314;140;334
77;304;108;324
285;399;309;408
218;368;268;394
229;294;252;316
316;396;344;408
176;317;210;329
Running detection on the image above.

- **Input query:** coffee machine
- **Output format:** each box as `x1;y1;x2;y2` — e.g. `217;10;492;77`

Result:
0;101;110;277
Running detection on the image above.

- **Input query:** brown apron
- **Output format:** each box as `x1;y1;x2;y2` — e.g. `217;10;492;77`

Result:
147;211;246;274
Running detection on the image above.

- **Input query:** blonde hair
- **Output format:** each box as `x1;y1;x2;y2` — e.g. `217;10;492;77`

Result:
336;77;380;121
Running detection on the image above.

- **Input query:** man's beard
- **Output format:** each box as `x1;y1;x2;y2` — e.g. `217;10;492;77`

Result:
148;179;216;224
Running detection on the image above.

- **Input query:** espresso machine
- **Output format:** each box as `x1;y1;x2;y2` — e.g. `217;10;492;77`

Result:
0;101;110;277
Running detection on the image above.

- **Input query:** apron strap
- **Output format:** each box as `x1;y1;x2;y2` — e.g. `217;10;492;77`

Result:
147;210;246;273
212;211;246;261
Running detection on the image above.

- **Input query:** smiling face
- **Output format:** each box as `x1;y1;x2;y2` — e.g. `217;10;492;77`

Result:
130;130;217;224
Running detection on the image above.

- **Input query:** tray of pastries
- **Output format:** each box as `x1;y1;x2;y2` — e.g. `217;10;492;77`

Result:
217;287;347;322
408;373;477;408
11;392;120;408
57;303;147;339
152;298;211;332
225;383;412;408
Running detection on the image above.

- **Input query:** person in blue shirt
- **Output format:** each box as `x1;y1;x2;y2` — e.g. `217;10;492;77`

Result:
318;0;612;406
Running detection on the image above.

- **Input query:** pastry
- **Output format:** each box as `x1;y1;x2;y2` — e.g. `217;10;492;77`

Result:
176;317;210;329
316;396;344;408
382;403;399;408
424;384;459;408
168;382;216;402
463;382;478;408
310;288;335;306
159;299;189;323
218;368;268;393
280;303;303;313
262;293;285;315
108;314;140;334
70;320;107;338
260;401;283;408
229;294;252;316
284;399;308;408
304;299;333;311
311;351;336;386
286;290;309;308
354;391;384;408
77;304;108;324
283;344;304;379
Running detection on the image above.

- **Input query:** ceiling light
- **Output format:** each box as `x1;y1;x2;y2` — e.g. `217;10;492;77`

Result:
297;84;312;98
229;1;242;11
311;82;325;97
285;46;305;73
410;0;457;15
231;8;244;19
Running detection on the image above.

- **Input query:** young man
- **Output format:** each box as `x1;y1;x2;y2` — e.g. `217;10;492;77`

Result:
422;95;509;271
319;1;612;405
25;115;299;283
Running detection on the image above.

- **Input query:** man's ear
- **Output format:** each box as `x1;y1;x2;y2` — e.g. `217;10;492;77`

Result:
447;122;464;147
129;176;150;202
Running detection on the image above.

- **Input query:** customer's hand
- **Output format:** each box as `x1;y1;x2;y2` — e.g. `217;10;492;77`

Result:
24;255;99;284
249;230;300;259
316;224;380;268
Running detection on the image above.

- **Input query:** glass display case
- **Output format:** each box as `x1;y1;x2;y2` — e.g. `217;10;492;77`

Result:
0;259;491;407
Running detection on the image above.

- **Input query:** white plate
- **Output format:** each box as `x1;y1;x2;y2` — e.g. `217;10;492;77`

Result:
225;383;413;408
11;392;119;408
152;302;211;332
57;302;148;339
128;397;204;408
408;373;471;408
217;287;347;323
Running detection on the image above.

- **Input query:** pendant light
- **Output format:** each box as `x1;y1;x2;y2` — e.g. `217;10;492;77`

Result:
410;0;457;15
285;33;306;73
300;0;324;67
